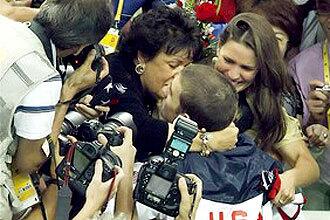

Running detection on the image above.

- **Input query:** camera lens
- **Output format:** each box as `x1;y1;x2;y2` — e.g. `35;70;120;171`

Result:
61;111;87;135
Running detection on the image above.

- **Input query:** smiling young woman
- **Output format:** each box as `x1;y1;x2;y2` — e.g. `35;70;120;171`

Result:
213;12;319;207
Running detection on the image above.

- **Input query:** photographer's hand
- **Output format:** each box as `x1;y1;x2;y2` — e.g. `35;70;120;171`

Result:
98;127;136;218
9;0;31;7
74;160;124;220
176;174;202;220
306;124;330;148
61;49;109;101
307;80;330;124
75;94;110;119
52;50;109;144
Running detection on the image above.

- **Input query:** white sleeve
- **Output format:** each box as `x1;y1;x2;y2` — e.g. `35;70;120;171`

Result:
13;53;62;140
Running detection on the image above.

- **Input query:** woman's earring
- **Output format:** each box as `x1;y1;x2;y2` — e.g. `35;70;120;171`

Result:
135;63;145;75
212;57;219;66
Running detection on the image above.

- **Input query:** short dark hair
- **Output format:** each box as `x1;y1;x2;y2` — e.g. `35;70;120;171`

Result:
119;6;203;61
35;0;113;49
179;64;238;131
248;0;303;47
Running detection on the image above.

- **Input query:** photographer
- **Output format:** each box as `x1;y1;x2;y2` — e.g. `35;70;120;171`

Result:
0;0;112;219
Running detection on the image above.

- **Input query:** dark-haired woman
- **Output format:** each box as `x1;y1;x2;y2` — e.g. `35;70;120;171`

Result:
70;6;238;218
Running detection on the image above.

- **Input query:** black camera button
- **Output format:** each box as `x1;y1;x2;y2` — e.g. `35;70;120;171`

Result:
147;194;161;203
81;179;88;185
84;168;93;180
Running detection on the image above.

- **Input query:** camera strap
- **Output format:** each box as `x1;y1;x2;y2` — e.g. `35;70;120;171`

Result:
99;0;124;54
28;21;53;65
64;142;77;186
188;189;197;220
30;173;48;220
322;39;330;129
101;170;117;213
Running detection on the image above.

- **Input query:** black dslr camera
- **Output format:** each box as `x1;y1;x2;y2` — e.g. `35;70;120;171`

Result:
134;116;199;217
63;44;105;73
58;111;136;156
56;139;122;196
56;112;136;195
31;0;46;8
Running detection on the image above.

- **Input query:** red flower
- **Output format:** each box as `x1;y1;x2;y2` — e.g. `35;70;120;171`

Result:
177;0;183;8
195;2;217;23
195;0;236;23
212;0;236;23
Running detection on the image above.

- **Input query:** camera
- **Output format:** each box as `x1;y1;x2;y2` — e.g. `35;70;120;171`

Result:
56;140;122;196
31;0;46;8
77;112;136;144
315;84;330;92
58;112;136;156
134;116;199;217
58;111;87;156
63;44;105;73
56;112;136;196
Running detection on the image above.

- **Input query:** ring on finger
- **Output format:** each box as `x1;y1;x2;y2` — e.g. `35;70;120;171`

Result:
323;132;328;139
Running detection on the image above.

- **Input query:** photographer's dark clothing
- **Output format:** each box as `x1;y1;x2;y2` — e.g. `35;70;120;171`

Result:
282;77;303;118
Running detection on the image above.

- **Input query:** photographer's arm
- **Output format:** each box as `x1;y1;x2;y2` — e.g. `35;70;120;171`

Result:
51;52;109;163
24;155;58;220
24;184;58;220
0;0;38;22
13;138;47;173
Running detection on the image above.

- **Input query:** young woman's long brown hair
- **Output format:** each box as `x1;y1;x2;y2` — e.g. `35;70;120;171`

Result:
219;13;292;149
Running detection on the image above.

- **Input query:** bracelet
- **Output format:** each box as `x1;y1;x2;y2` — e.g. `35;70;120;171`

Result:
199;128;211;157
56;99;72;106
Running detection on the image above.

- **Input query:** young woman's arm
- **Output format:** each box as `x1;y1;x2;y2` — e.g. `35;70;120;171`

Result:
274;138;319;207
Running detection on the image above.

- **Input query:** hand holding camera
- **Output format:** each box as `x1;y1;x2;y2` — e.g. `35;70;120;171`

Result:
134;116;199;217
74;159;124;220
75;95;110;119
102;127;136;171
307;80;330;123
177;174;203;220
56;112;136;196
61;48;109;101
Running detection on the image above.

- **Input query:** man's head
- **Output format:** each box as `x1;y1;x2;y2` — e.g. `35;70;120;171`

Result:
34;0;113;56
316;0;330;39
160;64;238;131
